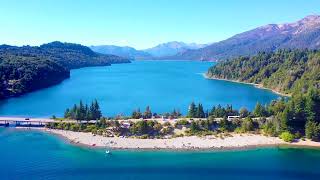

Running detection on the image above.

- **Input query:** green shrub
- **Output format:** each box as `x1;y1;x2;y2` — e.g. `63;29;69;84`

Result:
294;132;302;139
262;122;278;136
70;124;80;131
140;134;149;139
240;117;254;132
175;119;189;126
84;125;96;132
172;134;184;138
280;132;295;142
163;122;171;127
91;128;98;135
234;127;243;133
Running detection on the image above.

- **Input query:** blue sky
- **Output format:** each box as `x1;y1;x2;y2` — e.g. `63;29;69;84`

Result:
0;0;319;49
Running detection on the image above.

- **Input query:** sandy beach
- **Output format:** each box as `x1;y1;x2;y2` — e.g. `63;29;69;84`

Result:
43;128;320;150
203;74;291;97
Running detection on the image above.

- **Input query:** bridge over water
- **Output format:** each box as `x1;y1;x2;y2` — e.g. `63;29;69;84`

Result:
0;117;98;127
0;117;55;127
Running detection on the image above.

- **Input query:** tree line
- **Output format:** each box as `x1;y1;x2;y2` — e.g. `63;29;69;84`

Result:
131;106;182;119
64;99;102;121
206;49;320;141
59;85;320;141
207;49;320;95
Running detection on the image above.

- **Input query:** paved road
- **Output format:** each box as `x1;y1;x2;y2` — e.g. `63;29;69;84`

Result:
0;116;54;122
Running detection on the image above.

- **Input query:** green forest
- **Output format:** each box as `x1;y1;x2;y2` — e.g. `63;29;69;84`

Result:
0;42;130;99
0;54;69;99
205;49;320;141
207;49;320;95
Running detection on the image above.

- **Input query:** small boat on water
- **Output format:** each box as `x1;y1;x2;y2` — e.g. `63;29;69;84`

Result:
105;141;111;155
106;150;111;155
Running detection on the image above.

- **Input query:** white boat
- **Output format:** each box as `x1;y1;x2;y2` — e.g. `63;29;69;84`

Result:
105;141;111;155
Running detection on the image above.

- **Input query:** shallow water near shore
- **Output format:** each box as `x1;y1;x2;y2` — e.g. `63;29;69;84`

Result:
0;60;280;117
1;128;320;180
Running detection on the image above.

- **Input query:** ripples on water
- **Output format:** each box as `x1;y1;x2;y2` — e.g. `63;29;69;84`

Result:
1;128;320;180
0;61;280;117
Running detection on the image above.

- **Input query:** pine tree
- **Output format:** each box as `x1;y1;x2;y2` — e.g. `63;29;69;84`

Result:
144;106;152;119
71;104;77;119
85;104;90;121
305;88;320;122
239;107;249;118
280;108;292;131
176;109;181;117
93;99;102;120
196;103;205;118
190;121;200;133
79;100;85;120
132;108;142;119
226;104;233;116
172;109;176;117
64;108;70;118
214;104;226;118
188;102;197;118
171;109;181;118
89;101;95;120
294;95;306;121
305;121;320;141
75;108;81;121
253;102;267;117
209;106;216;116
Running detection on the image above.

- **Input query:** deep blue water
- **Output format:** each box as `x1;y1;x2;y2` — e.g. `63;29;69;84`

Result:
0;60;280;117
1;128;320;180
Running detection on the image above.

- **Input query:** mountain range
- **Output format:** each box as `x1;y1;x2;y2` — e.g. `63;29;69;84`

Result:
143;41;208;57
90;45;153;60
90;41;208;60
171;15;320;61
92;15;320;61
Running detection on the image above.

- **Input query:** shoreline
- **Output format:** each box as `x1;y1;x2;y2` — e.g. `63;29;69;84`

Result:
203;74;291;97
37;128;320;151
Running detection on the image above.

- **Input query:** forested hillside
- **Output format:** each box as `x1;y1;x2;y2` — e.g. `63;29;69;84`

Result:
172;15;320;61
207;49;320;138
41;42;130;68
0;55;69;99
0;42;130;69
207;49;320;95
0;42;130;99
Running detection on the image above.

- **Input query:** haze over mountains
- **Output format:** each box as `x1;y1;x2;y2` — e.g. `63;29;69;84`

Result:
90;41;208;60
90;45;153;60
91;15;320;61
143;41;208;57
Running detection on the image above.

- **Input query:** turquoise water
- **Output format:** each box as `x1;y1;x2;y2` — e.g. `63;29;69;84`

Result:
0;61;279;117
1;128;320;180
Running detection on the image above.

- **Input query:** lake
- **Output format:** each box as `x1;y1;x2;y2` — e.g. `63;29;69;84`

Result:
0;60;280;117
1;128;320;180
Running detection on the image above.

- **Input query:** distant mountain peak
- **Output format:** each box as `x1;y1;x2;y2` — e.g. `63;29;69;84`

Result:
259;15;320;34
90;45;152;60
172;14;320;61
300;14;320;22
144;41;208;57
